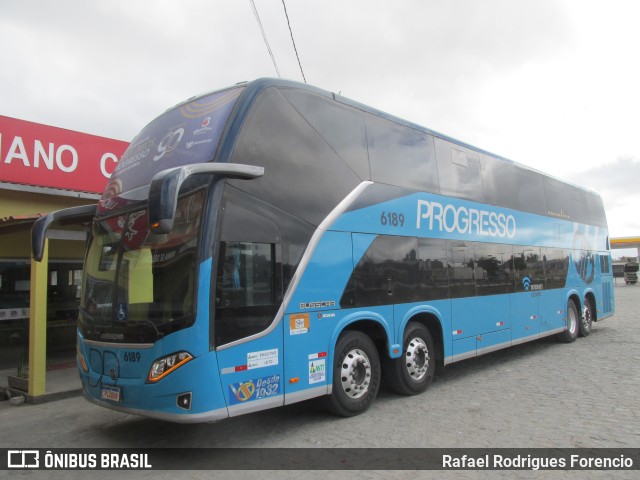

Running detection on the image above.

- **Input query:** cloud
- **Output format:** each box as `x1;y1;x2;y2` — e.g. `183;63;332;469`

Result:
572;156;640;236
573;156;640;204
0;0;571;142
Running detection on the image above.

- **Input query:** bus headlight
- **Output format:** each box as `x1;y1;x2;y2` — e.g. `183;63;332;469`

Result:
148;352;193;383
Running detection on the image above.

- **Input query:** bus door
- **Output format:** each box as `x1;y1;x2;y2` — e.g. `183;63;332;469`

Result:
213;240;284;416
511;248;543;342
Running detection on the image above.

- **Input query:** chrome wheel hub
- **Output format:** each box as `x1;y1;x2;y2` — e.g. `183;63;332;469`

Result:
582;305;592;330
405;337;429;381
568;306;578;334
340;348;372;399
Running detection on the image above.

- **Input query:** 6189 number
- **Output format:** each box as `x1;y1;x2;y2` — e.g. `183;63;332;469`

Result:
380;211;405;227
123;352;141;362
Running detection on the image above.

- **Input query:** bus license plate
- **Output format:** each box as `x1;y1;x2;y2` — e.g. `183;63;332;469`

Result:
101;386;121;402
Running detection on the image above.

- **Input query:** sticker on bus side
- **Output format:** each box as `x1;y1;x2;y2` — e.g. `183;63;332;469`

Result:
309;359;326;384
228;374;281;405
289;313;309;335
247;349;279;369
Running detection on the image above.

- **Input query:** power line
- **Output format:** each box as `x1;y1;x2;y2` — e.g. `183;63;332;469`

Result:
249;0;280;78
281;0;307;83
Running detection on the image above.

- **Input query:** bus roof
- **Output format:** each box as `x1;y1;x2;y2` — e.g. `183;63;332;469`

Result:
180;77;602;199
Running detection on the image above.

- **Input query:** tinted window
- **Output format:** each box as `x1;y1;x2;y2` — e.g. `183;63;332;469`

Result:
341;236;419;307
449;241;476;298
366;115;439;192
573;250;596;285
516;169;546;216
341;236;454;308
586;192;607;227
474;243;514;295
228;87;361;226
217;242;275;307
215;241;278;345
106;88;243;199
599;254;610;274
544;177;588;223
480;154;518;210
417;238;450;300
387;237;421;304
543;247;569;289
213;186;314;346
280;88;370;180
513;247;544;292
435;138;484;203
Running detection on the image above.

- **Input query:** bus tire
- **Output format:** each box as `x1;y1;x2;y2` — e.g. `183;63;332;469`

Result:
579;297;594;337
556;300;579;343
386;322;435;396
326;330;381;417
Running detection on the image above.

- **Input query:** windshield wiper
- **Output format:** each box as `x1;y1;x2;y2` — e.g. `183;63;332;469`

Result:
129;319;164;339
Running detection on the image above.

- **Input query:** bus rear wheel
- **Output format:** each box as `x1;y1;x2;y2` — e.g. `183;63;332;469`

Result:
579;297;594;337
556;300;579;343
326;331;381;417
386;322;435;396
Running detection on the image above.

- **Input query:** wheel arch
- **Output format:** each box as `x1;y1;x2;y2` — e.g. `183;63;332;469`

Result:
566;290;582;311
399;308;445;370
329;311;392;374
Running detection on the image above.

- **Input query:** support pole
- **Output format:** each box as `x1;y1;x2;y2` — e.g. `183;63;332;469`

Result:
28;238;48;401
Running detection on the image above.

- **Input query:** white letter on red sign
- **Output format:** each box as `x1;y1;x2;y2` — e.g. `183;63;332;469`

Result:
55;145;78;173
34;140;55;170
4;136;30;166
100;152;118;178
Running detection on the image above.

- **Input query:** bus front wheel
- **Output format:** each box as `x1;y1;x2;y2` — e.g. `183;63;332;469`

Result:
386;322;435;396
326;331;381;417
556;300;579;343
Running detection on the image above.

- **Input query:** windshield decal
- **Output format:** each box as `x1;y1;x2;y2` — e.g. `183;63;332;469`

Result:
99;87;243;210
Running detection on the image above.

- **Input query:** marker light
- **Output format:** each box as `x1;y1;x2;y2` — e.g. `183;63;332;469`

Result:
77;345;89;373
148;352;193;383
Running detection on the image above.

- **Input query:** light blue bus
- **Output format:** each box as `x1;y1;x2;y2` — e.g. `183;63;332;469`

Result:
33;79;614;422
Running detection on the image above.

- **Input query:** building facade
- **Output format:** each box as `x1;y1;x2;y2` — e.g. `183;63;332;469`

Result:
0;115;128;398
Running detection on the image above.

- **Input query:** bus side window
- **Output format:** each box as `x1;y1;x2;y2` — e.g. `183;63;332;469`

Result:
513;247;544;291
449;241;476;298
543;247;569;289
214;241;278;345
474;243;514;296
480;154;518;210
435;138;484;203
366;115;439;193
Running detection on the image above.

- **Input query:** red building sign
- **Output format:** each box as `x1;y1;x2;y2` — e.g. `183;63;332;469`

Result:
0;115;129;194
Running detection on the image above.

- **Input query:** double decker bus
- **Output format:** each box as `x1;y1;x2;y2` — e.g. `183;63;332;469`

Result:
32;78;614;422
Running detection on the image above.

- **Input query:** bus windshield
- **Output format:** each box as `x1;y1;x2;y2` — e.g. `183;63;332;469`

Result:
79;190;205;343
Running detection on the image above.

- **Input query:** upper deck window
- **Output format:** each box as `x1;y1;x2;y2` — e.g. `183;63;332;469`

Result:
366;115;439;193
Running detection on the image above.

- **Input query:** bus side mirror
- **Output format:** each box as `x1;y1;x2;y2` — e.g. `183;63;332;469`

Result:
31;204;97;262
147;163;264;234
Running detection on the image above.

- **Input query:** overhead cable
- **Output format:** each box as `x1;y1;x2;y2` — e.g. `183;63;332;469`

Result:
281;0;307;83
249;0;280;78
